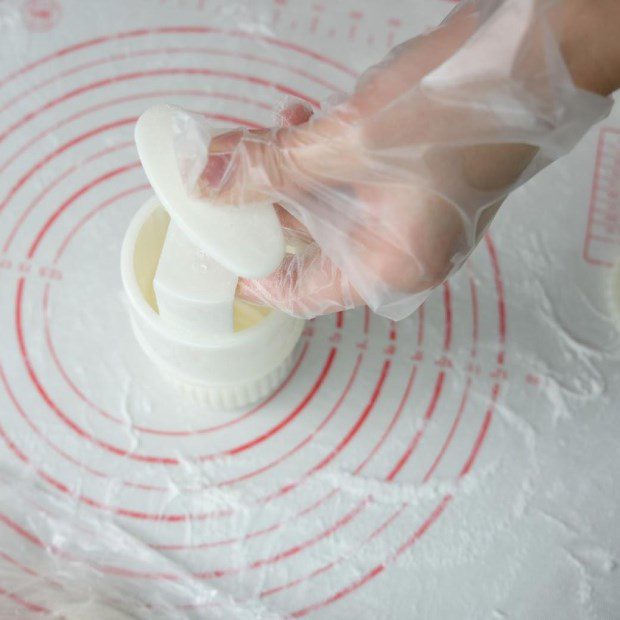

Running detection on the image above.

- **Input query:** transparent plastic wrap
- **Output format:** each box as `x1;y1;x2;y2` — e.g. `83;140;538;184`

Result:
169;0;612;319
0;467;278;619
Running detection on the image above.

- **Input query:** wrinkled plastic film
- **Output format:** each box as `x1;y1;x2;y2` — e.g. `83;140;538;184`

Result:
169;0;611;320
0;468;279;619
171;108;212;198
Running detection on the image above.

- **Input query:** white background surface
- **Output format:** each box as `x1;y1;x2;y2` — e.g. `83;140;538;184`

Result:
0;0;618;617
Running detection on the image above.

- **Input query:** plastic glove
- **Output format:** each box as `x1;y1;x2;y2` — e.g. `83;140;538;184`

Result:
190;0;613;320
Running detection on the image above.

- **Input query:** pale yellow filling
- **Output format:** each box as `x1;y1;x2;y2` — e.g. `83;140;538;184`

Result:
133;204;271;333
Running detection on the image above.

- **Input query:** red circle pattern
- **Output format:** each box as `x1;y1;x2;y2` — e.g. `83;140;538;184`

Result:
0;26;507;617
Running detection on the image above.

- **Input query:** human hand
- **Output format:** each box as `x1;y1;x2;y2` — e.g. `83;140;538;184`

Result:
192;0;613;320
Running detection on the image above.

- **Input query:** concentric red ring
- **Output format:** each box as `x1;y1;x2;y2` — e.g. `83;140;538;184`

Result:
0;24;507;615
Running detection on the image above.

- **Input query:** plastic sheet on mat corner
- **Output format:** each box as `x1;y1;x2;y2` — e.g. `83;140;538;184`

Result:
0;467;280;619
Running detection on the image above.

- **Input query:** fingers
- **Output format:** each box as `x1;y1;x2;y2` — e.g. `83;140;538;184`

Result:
200;100;361;317
236;246;362;317
275;100;314;127
199;129;243;189
197;104;363;205
350;2;481;117
198;100;314;202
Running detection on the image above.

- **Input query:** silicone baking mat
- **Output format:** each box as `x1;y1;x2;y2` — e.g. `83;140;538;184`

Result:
0;0;619;617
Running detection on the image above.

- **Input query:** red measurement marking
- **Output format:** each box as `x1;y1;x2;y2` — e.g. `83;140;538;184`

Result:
490;368;508;381
0;550;56;588
329;332;342;344
467;362;482;376
28;162;140;258
291;497;451;617
299;359;390;481
385;372;445;481
309;3;324;33
486;236;507;349
424;376;472;482
356;340;368;350
435;356;453;369
584;127;620;268
386;18;401;48
525;373;541;386
22;0;62;32
459;386;497;477
0;586;48;614
336;311;344;328
0;260;63;281
0;27;355;97
411;350;424;362
383;344;396;356
38;266;62;281
348;13;362;41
